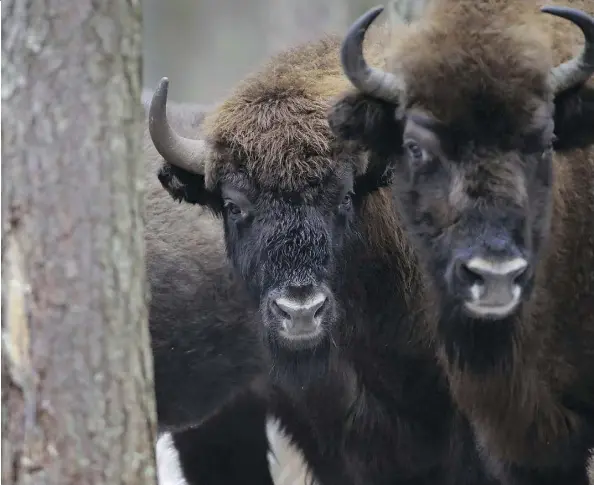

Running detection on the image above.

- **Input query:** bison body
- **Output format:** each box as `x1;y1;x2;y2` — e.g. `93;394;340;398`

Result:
143;98;280;485
330;1;594;483
144;98;267;431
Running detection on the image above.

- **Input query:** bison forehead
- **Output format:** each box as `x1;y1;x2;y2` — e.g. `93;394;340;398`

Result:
393;2;554;133
202;35;365;192
210;92;339;192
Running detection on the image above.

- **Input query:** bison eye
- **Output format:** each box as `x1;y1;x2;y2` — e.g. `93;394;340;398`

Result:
404;141;424;162
224;200;242;217
340;192;354;211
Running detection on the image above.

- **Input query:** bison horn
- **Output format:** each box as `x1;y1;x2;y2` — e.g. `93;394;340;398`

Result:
541;6;594;94
149;77;209;175
340;6;405;102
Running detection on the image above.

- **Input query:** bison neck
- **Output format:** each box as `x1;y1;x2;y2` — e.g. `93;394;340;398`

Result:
270;188;456;482
437;313;576;467
436;155;594;469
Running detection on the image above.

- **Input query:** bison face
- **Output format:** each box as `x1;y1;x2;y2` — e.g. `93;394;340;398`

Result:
330;5;594;325
394;107;555;322
332;95;554;322
148;79;391;362
216;166;356;356
158;160;374;362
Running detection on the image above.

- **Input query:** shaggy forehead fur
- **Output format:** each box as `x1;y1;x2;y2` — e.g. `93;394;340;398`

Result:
203;27;388;192
389;0;590;135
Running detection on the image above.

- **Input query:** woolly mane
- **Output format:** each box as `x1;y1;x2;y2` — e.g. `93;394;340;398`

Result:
384;0;592;134
391;1;554;131
203;26;390;192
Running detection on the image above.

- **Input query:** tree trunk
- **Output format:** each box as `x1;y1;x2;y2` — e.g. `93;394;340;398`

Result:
1;1;156;484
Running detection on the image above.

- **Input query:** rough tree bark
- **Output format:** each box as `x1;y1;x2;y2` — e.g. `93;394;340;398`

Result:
1;1;157;484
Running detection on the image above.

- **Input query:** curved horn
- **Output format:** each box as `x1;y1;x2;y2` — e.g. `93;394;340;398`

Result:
340;6;405;102
149;77;209;175
541;6;594;94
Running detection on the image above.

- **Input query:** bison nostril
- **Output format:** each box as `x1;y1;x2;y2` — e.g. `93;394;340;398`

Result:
314;298;327;319
512;265;529;285
270;299;290;319
273;292;328;326
456;261;485;287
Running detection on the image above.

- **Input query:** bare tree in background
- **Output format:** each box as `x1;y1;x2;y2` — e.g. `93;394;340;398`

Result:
1;1;157;484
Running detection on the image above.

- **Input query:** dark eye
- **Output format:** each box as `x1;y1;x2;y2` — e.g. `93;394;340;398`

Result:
224;201;242;216
340;192;353;210
404;141;424;161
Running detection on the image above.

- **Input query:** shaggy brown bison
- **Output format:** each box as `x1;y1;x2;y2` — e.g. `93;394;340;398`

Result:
329;1;594;484
146;14;496;485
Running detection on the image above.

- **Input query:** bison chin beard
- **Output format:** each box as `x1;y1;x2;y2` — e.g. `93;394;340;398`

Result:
436;300;518;374
265;330;334;390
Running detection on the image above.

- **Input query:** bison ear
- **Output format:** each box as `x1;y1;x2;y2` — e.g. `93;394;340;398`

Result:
354;161;397;196
553;84;594;151
328;90;403;153
158;163;223;213
329;90;404;195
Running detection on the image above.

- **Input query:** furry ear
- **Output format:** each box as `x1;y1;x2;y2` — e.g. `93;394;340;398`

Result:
553;84;594;151
328;90;403;154
329;90;404;196
354;162;397;197
158;163;223;213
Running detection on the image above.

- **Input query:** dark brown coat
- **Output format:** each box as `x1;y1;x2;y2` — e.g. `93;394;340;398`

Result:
329;1;594;483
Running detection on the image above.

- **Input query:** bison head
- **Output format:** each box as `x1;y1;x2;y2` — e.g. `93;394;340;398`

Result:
148;63;393;367
329;4;593;325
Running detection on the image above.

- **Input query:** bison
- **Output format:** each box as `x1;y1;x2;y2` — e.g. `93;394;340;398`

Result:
142;97;298;485
142;95;281;485
145;13;495;485
329;1;594;483
144;93;268;433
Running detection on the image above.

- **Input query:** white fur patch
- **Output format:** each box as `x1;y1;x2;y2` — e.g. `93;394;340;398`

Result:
156;432;188;485
266;416;317;485
156;418;316;485
587;448;593;484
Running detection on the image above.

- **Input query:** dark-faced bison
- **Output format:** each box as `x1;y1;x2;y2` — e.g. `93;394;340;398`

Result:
144;94;267;432
146;14;495;485
142;95;278;485
330;1;594;484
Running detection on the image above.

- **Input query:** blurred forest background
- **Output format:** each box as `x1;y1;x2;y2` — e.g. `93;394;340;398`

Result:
143;0;409;104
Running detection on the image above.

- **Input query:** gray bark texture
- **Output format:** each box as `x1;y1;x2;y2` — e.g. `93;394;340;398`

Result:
1;1;157;484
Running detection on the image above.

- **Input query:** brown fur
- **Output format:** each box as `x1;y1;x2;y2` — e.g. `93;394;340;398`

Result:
150;9;503;483
392;2;551;124
201;27;390;193
390;0;593;123
347;0;594;470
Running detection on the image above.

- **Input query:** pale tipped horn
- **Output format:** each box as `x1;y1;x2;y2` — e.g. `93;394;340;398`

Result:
541;6;594;94
340;6;405;102
149;77;210;175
